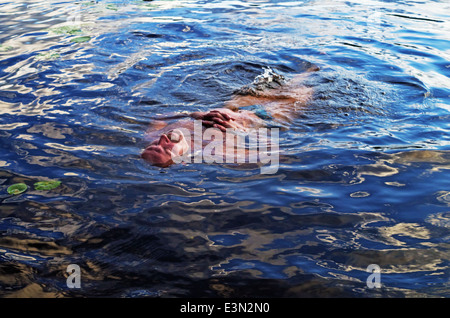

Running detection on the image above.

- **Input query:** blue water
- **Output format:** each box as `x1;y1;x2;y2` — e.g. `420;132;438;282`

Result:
0;0;449;297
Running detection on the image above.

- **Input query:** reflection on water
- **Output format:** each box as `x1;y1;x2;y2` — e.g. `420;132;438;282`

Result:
0;0;449;297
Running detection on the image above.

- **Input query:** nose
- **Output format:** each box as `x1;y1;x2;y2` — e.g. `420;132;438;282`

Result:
158;134;171;146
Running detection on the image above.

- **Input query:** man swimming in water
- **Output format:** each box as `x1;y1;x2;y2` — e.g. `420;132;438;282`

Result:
141;66;318;168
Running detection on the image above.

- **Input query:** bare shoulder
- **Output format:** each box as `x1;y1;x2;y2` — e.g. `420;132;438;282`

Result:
225;66;319;109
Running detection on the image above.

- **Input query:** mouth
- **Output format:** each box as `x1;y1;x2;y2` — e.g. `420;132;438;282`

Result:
145;144;163;153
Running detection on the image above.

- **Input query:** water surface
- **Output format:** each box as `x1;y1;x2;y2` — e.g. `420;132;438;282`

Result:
0;0;449;297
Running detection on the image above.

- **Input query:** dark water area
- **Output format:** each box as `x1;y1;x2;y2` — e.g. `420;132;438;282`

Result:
0;0;449;298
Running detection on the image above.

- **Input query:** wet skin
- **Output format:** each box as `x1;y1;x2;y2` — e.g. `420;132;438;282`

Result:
142;68;317;167
141;110;242;167
141;129;188;167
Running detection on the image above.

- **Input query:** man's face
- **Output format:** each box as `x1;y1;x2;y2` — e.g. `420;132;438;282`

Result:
141;129;188;167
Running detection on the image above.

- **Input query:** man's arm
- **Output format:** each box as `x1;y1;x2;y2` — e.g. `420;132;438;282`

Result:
224;68;317;122
145;109;237;141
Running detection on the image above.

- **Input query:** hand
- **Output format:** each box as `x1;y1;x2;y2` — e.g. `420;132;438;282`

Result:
191;110;235;132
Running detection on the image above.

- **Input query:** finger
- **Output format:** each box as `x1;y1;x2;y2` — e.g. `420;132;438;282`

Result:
212;117;225;124
219;112;233;121
213;118;233;128
205;112;226;121
211;111;230;121
213;124;226;132
202;120;215;127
